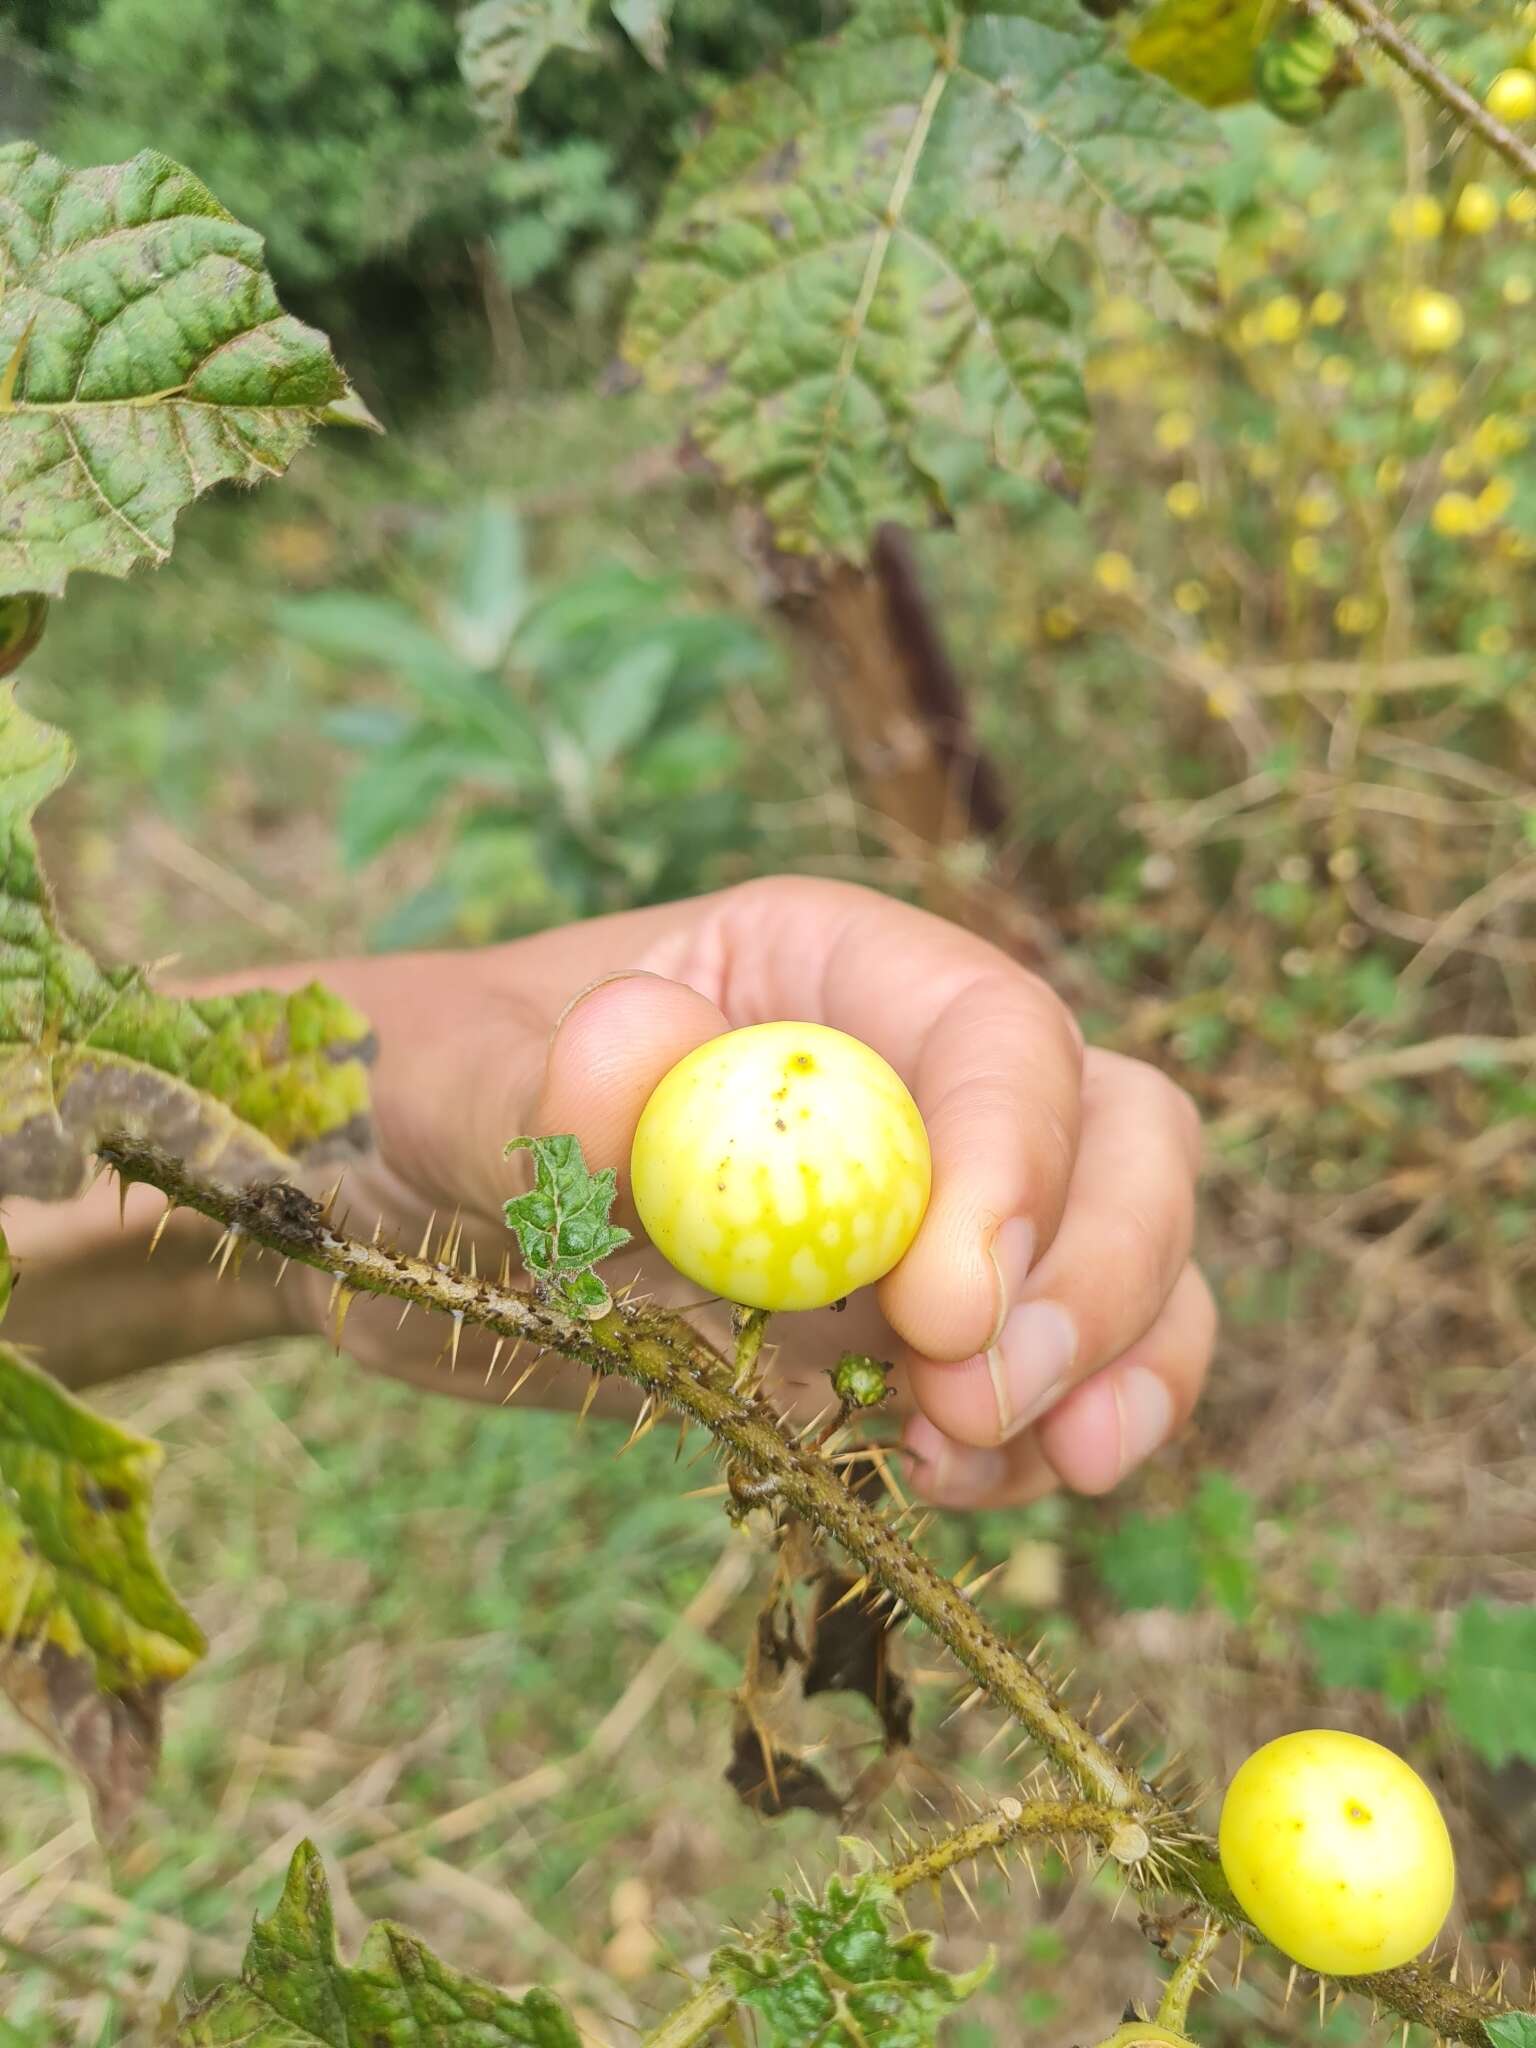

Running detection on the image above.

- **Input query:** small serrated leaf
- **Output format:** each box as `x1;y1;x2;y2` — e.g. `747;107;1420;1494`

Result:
178;1841;584;2046
0;145;358;599
0;1344;204;1833
504;1133;631;1290
714;1872;989;2047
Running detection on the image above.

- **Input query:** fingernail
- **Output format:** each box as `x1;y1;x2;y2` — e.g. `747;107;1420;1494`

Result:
550;969;652;1043
903;1416;1008;1507
986;1216;1036;1347
1116;1366;1174;1477
989;1299;1077;1439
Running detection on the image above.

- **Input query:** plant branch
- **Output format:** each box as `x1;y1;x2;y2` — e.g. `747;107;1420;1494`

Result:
642;1797;1132;2048
1326;0;1536;184
96;1138;1512;2048
1156;1920;1223;2035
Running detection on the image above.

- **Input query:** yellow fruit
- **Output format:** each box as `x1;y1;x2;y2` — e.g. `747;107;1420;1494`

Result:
1486;68;1536;120
1165;480;1203;519
1432;490;1480;536
1453;182;1500;234
629;1022;931;1312
1402;288;1464;352
1310;289;1347;326
1389;194;1444;240
1219;1730;1456;1975
1094;551;1137;594
1260;293;1304;343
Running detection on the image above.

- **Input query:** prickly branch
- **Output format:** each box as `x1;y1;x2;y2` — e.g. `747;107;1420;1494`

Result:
97;1138;1511;2048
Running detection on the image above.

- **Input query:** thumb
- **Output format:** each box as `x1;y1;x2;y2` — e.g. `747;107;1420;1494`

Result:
530;971;728;1221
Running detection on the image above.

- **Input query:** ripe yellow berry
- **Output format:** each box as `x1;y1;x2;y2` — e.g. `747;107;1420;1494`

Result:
1260;294;1304;344
1431;490;1480;537
1389;194;1445;240
1155;410;1195;451
1486;68;1536;121
1453;182;1501;234
1173;579;1208;614
1334;596;1378;635
1093;551;1137;594
1165;480;1203;520
1309;289;1347;326
630;1023;931;1312
1219;1730;1455;1975
1402;288;1465;352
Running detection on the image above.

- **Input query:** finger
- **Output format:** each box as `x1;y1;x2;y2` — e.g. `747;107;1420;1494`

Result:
901;1261;1216;1508
531;970;729;1220
906;1050;1201;1448
1035;1261;1217;1493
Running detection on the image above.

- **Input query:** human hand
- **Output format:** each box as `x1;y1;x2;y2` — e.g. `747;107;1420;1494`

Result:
4;876;1212;1509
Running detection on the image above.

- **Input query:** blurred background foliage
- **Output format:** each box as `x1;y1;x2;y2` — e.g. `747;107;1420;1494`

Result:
2;0;1536;2043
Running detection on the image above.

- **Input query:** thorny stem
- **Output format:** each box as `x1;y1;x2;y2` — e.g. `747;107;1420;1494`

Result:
1324;0;1536;186
1156;1920;1223;2036
99;1139;1511;2048
642;1798;1120;2048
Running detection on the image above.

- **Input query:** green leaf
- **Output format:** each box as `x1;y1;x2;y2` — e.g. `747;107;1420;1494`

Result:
178;1840;583;2046
566;640;679;766
503;1134;631;1291
0;1345;205;1833
0;145;356;599
1443;1604;1536;1768
612;0;674;67
1303;1606;1436;1711
1096;1509;1202;1612
0;689;374;1199
1486;2018;1536;2048
277;592;487;698
714;1872;989;2047
623;0;1223;555
460;0;602;140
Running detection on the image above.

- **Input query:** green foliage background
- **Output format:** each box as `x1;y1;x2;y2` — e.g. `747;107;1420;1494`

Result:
2;0;1535;2041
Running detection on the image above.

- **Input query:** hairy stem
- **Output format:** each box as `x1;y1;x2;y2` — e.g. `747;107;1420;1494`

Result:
1327;0;1536;185
1156;1920;1223;2035
98;1139;1510;2048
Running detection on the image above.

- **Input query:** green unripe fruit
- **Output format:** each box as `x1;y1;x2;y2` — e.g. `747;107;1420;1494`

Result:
831;1352;891;1409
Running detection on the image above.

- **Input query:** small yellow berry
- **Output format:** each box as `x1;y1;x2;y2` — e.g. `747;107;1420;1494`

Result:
1402;288;1465;352
1477;476;1515;522
1295;486;1339;529
1390;194;1445;240
1310;289;1347;326
1165;480;1203;520
1246;444;1283;481
1205;684;1242;720
1155;410;1195;451
1173;579;1209;614
1334;596;1378;635
1093;551;1137;594
1453;183;1501;234
1440;444;1476;481
1486;68;1536;121
1477;622;1513;656
1042;604;1080;640
1412;376;1458;424
1260;294;1305;344
1291;536;1324;576
1431;490;1480;537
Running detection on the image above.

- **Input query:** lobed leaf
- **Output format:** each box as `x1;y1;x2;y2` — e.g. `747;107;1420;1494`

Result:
0;689;374;1200
0;1342;205;1834
0;144;373;600
178;1840;584;2045
623;0;1224;555
714;1871;989;2047
503;1133;631;1314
